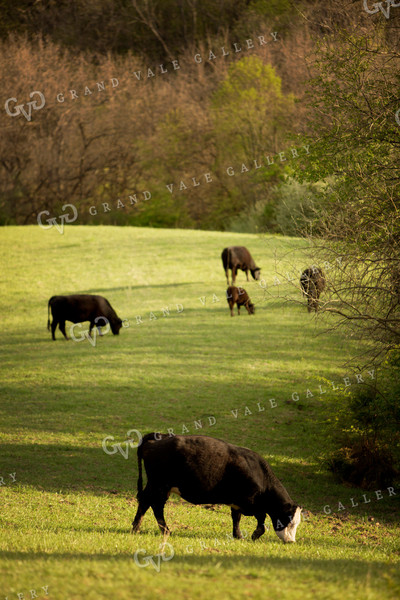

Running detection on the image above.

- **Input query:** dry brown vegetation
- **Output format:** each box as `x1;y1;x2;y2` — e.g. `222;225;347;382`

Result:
1;0;392;228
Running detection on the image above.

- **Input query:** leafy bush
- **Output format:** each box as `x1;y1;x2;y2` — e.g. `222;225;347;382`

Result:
327;355;400;489
273;177;329;236
227;199;276;233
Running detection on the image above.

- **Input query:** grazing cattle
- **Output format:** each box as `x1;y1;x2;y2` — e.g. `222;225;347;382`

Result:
226;286;255;316
132;433;302;543
47;294;122;340
300;266;325;312
221;246;261;285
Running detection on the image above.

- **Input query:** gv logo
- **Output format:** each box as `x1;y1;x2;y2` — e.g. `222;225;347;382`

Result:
37;204;78;234
70;316;110;347
363;0;400;18
102;429;143;459
5;90;46;121
134;543;174;572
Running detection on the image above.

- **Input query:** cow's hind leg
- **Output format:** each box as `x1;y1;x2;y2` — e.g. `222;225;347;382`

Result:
51;319;58;341
232;266;238;285
251;513;266;540
131;486;152;533
315;290;321;312
231;508;243;539
59;320;69;340
151;491;170;537
308;282;317;312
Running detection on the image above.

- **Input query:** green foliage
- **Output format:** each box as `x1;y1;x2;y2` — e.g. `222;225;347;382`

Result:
273;177;331;236
212;57;295;160
227;199;274;233
208;57;296;229
128;187;194;228
291;32;400;355
295;34;400;230
327;356;400;489
249;0;292;18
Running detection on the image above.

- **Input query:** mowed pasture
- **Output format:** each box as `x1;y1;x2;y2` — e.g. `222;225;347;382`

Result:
0;226;399;600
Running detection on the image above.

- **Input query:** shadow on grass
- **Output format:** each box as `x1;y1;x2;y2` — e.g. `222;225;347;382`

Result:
0;443;140;495
75;282;202;294
0;442;323;495
0;550;398;587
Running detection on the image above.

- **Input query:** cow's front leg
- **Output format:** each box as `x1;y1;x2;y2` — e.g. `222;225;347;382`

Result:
231;508;243;539
252;513;266;540
246;269;249;281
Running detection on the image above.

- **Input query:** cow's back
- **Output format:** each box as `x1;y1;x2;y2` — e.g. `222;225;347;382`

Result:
141;434;267;502
223;247;252;267
232;246;250;265
49;294;107;322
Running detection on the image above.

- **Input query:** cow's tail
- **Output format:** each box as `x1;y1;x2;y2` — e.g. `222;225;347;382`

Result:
136;432;168;497
47;297;53;330
137;442;144;496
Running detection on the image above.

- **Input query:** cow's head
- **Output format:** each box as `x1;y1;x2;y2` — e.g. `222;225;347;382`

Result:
273;505;302;543
247;302;255;315
111;317;123;335
251;267;261;281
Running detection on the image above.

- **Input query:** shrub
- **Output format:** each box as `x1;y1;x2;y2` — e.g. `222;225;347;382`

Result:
273;177;329;236
326;355;400;489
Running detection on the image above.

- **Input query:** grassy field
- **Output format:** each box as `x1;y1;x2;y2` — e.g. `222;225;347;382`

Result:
0;225;399;600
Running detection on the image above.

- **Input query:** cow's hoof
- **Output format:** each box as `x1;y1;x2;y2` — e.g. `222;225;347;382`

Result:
251;526;265;541
131;525;140;534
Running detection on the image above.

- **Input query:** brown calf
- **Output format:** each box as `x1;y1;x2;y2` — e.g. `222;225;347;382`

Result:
226;286;255;317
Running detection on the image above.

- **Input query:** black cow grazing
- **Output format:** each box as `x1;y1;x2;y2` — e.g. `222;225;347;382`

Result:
300;266;326;312
221;246;261;285
47;294;122;340
226;286;255;316
132;433;302;543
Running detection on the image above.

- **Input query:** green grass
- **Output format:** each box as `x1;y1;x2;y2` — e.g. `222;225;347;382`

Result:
0;225;399;600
